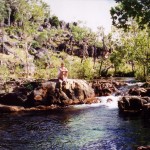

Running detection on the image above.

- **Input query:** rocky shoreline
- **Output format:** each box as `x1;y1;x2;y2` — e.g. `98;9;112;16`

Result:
0;78;150;118
118;82;150;117
0;79;99;112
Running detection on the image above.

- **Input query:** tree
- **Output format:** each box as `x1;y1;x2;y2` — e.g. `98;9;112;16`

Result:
110;22;150;79
0;0;50;27
49;16;60;28
0;0;6;23
110;0;150;29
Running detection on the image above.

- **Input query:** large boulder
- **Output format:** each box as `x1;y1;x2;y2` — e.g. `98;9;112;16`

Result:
91;79;120;96
118;96;150;114
128;86;150;97
0;79;97;112
26;79;96;107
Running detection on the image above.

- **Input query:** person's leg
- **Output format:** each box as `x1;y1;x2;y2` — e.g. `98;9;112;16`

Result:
58;71;63;80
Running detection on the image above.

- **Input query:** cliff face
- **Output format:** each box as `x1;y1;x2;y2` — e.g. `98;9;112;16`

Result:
0;79;99;112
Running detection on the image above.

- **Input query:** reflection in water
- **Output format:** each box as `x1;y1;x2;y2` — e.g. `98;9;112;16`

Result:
0;104;150;150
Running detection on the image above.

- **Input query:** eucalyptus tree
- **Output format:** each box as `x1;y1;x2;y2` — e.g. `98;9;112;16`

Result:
0;0;7;56
4;0;50;79
0;0;49;27
0;0;7;24
110;0;150;29
110;0;150;79
22;0;50;79
71;25;91;42
110;22;150;79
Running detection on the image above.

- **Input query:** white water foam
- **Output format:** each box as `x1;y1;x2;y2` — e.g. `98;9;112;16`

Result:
127;82;144;87
73;96;121;109
97;96;121;109
72;102;102;109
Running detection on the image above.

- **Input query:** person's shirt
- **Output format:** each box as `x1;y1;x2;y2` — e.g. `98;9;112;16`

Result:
59;67;68;72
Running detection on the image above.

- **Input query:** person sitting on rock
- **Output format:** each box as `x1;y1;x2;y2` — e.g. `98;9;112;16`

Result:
57;62;68;81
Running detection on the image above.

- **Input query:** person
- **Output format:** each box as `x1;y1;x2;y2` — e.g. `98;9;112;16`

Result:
57;62;68;81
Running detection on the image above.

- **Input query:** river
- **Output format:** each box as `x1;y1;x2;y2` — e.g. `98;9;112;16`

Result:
0;78;150;150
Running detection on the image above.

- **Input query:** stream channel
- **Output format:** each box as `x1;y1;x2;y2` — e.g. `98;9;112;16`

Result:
0;78;150;150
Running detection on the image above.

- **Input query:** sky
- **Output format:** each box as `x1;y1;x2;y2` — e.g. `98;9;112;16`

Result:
43;0;116;34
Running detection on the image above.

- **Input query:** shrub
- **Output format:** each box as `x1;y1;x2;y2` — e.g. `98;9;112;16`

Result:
49;16;60;28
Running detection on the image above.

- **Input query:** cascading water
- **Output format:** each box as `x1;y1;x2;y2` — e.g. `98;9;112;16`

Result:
73;95;121;110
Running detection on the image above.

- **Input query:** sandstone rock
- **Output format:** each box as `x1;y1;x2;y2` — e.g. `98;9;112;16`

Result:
91;80;119;96
29;79;95;106
118;96;150;114
128;87;150;97
0;79;95;111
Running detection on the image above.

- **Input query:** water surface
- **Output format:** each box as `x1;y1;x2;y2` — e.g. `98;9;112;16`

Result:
0;78;149;150
0;101;149;150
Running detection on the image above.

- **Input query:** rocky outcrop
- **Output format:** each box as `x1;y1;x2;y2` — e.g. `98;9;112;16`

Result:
91;79;125;96
118;96;150;116
0;79;98;112
128;82;150;97
118;82;150;117
128;87;150;97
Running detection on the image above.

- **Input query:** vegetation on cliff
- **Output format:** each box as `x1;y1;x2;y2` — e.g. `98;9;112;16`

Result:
0;0;150;83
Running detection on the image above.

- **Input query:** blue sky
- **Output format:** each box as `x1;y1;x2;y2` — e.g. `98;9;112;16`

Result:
43;0;116;34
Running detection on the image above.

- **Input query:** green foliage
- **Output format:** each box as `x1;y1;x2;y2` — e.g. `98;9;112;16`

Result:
71;25;91;41
31;40;40;49
134;66;146;81
0;0;50;34
81;59;95;79
2;0;150;82
50;16;60;28
30;1;48;22
5;26;16;35
111;22;150;79
67;60;82;79
34;69;47;79
70;58;94;79
111;0;150;29
0;66;10;82
0;0;6;22
36;31;48;45
110;49;126;74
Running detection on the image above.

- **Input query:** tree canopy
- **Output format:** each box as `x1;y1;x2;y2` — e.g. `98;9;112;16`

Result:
110;0;150;29
0;0;50;26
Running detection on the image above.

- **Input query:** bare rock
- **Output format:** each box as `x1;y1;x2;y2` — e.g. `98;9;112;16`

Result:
0;79;96;112
118;96;150;114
